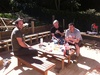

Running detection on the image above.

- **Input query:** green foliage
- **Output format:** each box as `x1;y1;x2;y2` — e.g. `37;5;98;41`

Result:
86;9;96;14
0;13;16;19
63;11;100;32
41;8;100;32
1;0;100;32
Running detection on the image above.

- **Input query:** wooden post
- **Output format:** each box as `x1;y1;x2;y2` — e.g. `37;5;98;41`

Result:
31;21;34;33
52;15;55;22
63;19;65;29
0;32;1;40
0;57;3;66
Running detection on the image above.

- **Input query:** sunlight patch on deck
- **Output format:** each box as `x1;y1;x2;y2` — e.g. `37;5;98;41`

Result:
48;71;56;75
77;63;91;70
80;46;100;63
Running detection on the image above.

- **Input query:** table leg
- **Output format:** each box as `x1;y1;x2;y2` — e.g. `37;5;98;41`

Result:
44;71;47;75
62;59;64;69
68;56;71;64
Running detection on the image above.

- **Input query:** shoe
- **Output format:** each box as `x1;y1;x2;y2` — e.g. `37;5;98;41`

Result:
73;56;79;63
79;54;82;57
73;60;78;63
3;59;11;67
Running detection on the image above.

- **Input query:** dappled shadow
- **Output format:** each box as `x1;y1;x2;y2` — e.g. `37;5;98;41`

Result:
83;39;100;50
0;38;100;75
14;66;41;75
55;52;100;75
18;55;43;64
70;56;100;75
19;69;40;75
85;66;100;75
78;56;100;69
0;51;11;60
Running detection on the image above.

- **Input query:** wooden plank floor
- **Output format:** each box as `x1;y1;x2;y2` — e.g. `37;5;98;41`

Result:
0;33;100;75
0;45;100;75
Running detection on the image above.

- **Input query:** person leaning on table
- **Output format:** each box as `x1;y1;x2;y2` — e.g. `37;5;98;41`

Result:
11;18;38;56
50;20;64;45
65;23;83;60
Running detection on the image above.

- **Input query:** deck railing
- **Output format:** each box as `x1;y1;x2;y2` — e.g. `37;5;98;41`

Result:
0;31;51;51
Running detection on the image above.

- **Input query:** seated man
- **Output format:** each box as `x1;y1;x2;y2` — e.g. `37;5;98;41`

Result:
86;23;98;35
50;20;64;45
11;18;38;56
65;23;83;61
91;23;98;33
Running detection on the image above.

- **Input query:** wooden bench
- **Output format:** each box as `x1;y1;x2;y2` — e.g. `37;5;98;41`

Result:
25;33;38;45
0;31;51;51
11;52;55;75
0;39;11;51
25;31;51;45
38;31;51;39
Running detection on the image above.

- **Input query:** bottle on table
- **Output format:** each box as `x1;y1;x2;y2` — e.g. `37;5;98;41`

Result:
64;43;70;55
39;38;43;48
40;38;43;44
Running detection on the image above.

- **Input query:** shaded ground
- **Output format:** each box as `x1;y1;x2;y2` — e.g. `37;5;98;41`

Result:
83;38;100;49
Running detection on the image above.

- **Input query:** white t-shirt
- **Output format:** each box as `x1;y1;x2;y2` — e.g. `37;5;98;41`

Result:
65;28;82;40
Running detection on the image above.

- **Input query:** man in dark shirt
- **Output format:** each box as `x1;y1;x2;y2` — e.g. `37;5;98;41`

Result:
50;20;64;44
11;18;38;56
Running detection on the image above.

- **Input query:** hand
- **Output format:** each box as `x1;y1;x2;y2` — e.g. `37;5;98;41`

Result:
55;30;60;34
64;43;70;50
28;45;31;48
28;46;34;50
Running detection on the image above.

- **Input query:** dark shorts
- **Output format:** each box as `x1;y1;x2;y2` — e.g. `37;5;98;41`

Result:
68;40;83;47
13;47;38;56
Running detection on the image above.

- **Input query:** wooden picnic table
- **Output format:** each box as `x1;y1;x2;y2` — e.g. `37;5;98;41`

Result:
32;42;75;69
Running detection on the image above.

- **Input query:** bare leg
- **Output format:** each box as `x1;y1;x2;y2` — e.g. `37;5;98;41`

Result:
75;44;80;57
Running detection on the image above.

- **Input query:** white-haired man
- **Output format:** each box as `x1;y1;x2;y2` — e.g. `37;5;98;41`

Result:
50;20;64;44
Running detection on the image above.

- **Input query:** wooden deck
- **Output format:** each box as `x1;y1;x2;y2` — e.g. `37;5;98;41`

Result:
0;45;100;75
0;32;100;75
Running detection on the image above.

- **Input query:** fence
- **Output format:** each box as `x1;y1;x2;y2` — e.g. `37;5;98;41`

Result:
0;21;52;40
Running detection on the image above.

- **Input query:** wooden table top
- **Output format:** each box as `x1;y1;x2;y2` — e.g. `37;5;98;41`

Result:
32;42;75;59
